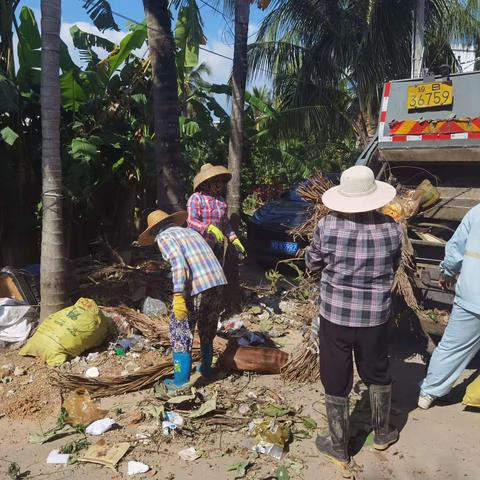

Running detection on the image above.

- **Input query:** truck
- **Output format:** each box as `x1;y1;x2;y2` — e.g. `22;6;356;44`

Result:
357;69;480;308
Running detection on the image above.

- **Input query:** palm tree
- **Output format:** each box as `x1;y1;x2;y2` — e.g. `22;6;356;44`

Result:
227;0;270;220
40;0;68;319
250;0;480;147
143;0;187;211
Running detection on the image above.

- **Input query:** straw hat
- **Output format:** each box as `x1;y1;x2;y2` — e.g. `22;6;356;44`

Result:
137;210;187;246
322;165;396;213
193;163;232;191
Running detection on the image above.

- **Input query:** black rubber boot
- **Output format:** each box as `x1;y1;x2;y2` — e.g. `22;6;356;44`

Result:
369;384;399;451
316;395;350;467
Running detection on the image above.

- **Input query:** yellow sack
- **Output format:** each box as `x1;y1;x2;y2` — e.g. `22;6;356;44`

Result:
20;298;108;366
463;376;480;408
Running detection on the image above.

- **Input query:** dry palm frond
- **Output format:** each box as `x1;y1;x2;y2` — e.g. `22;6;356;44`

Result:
281;345;320;383
101;306;170;342
289;172;333;240
51;360;181;398
52;337;229;398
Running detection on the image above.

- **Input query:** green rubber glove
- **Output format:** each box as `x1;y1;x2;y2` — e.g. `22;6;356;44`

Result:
207;224;225;243
232;238;246;254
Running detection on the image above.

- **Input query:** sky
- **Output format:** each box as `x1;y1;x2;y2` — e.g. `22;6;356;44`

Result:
18;0;268;88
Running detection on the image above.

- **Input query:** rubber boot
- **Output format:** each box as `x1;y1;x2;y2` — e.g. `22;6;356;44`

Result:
164;352;192;390
198;343;214;378
369;384;399;450
316;395;350;467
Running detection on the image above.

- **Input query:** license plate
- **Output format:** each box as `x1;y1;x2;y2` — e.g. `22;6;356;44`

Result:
407;81;453;110
270;240;298;255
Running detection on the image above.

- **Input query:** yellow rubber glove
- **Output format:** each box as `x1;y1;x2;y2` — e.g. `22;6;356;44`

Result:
207;224;225;243
232;238;246;254
172;293;188;321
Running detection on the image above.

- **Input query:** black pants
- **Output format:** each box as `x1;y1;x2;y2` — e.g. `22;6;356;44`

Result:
319;316;391;397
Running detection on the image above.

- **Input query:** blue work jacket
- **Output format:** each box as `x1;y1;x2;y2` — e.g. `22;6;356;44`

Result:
441;203;480;314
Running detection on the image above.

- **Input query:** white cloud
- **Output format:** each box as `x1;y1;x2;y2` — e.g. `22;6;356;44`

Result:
199;40;233;86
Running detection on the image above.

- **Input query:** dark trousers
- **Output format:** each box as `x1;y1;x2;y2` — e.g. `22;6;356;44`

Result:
319;316;391;397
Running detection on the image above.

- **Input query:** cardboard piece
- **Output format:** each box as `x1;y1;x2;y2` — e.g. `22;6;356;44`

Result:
79;439;130;469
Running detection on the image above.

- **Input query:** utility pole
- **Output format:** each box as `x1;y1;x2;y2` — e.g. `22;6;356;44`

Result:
411;0;425;78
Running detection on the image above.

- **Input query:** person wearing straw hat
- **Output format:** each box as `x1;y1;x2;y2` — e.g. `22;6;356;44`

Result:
188;163;246;312
305;165;402;471
138;209;227;389
188;163;246;257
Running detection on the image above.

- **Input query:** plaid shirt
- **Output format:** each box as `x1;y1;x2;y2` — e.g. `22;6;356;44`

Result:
305;212;402;327
187;192;237;248
156;226;227;296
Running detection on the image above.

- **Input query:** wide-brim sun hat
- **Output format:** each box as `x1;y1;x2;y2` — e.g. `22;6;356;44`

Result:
138;210;187;246
193;163;232;191
322;165;396;213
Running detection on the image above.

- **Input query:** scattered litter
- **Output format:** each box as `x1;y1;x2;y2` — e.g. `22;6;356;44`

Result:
86;352;100;361
244;418;291;460
162;421;178;436
141;296;168;316
128;460;150;475
85;418;116;436
238;404;251;416
0;363;14;378
79;440;130;468
117;335;146;353
238;332;266;347
63;388;107;426
46;449;70;465
165;411;184;428
178;447;201;462
222;315;245;333
0;298;36;345
13;367;27;377
85;367;100;378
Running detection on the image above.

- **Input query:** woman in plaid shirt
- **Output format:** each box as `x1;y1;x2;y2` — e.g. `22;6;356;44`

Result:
138;209;227;390
188;164;247;312
187;163;246;257
306;166;402;473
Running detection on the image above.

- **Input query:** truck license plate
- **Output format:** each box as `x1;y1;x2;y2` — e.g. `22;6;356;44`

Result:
271;240;298;255
407;81;453;110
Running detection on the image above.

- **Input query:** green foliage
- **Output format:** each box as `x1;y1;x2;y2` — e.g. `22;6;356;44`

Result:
0;126;19;146
81;0;119;32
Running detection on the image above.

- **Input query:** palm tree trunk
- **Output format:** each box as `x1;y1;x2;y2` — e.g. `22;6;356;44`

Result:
227;0;250;223
143;0;186;211
40;0;68;319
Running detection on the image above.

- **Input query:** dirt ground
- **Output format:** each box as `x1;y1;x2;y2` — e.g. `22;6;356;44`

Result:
0;265;479;480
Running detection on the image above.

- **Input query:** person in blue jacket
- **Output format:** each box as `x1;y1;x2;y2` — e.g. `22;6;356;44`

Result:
418;203;480;409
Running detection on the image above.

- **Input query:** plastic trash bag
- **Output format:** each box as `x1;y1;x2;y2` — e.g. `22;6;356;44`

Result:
0;298;37;346
63;388;107;426
19;298;108;366
463;376;480;408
